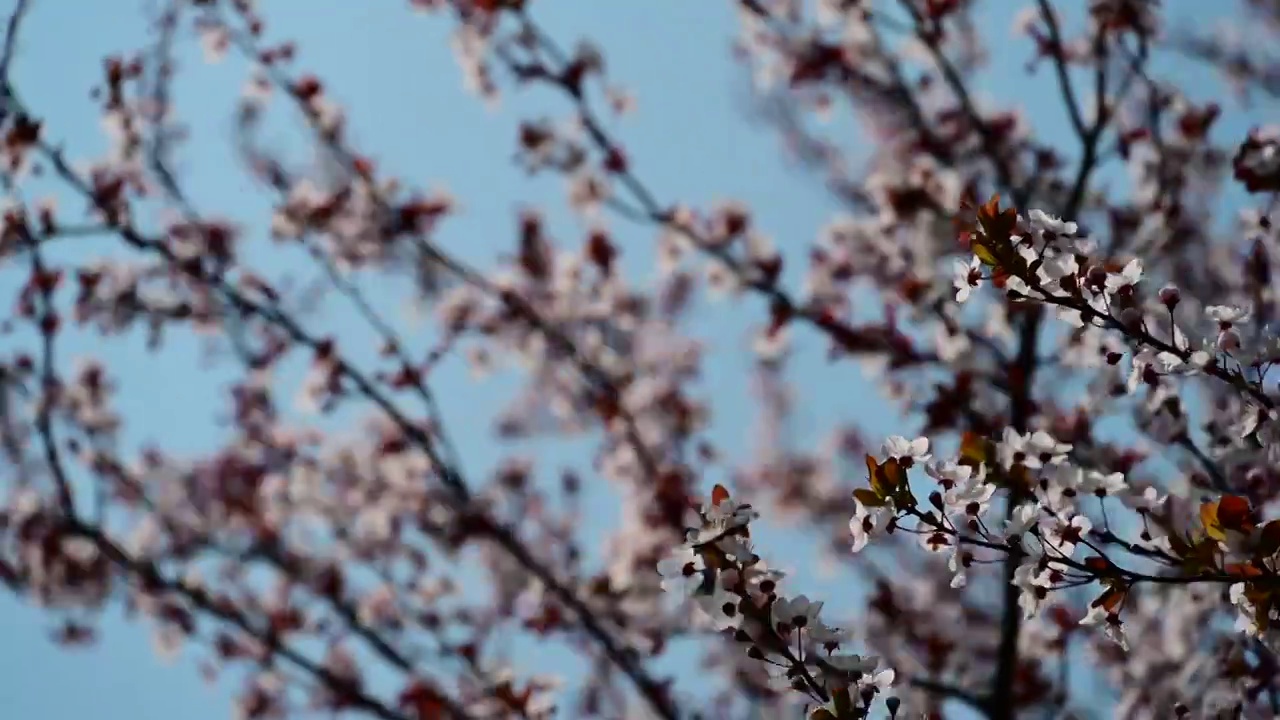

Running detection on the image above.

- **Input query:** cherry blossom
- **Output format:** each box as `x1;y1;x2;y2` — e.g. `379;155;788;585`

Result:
657;546;706;597
880;435;931;466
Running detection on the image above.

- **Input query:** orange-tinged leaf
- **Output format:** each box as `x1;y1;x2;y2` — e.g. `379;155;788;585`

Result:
853;488;887;507
711;484;730;507
980;194;1002;219
866;454;906;499
959;432;990;466
865;453;885;491
1225;562;1265;578
1243;585;1276;630
1239;579;1269;602
884;457;907;487
1245;584;1273;606
1200;501;1226;542
1083;556;1114;575
830;686;855;718
976;194;1019;242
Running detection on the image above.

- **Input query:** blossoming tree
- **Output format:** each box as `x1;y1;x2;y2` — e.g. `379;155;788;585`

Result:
3;0;1280;718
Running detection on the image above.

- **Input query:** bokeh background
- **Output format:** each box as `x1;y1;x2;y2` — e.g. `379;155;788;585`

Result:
0;1;1268;718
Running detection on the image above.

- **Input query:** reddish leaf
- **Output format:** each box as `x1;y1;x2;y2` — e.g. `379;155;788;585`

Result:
1083;556;1114;575
710;483;730;507
399;681;448;720
1091;585;1127;613
1217;494;1252;530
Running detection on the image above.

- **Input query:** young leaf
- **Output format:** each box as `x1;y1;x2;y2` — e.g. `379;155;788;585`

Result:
711;484;731;507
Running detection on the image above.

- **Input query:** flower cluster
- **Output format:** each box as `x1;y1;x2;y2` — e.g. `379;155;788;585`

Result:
658;486;897;719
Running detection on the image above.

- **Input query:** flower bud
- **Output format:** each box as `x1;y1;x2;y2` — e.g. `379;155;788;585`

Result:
1158;285;1181;309
928;491;944;511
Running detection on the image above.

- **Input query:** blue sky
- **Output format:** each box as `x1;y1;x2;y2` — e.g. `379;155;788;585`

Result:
0;1;1268;718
